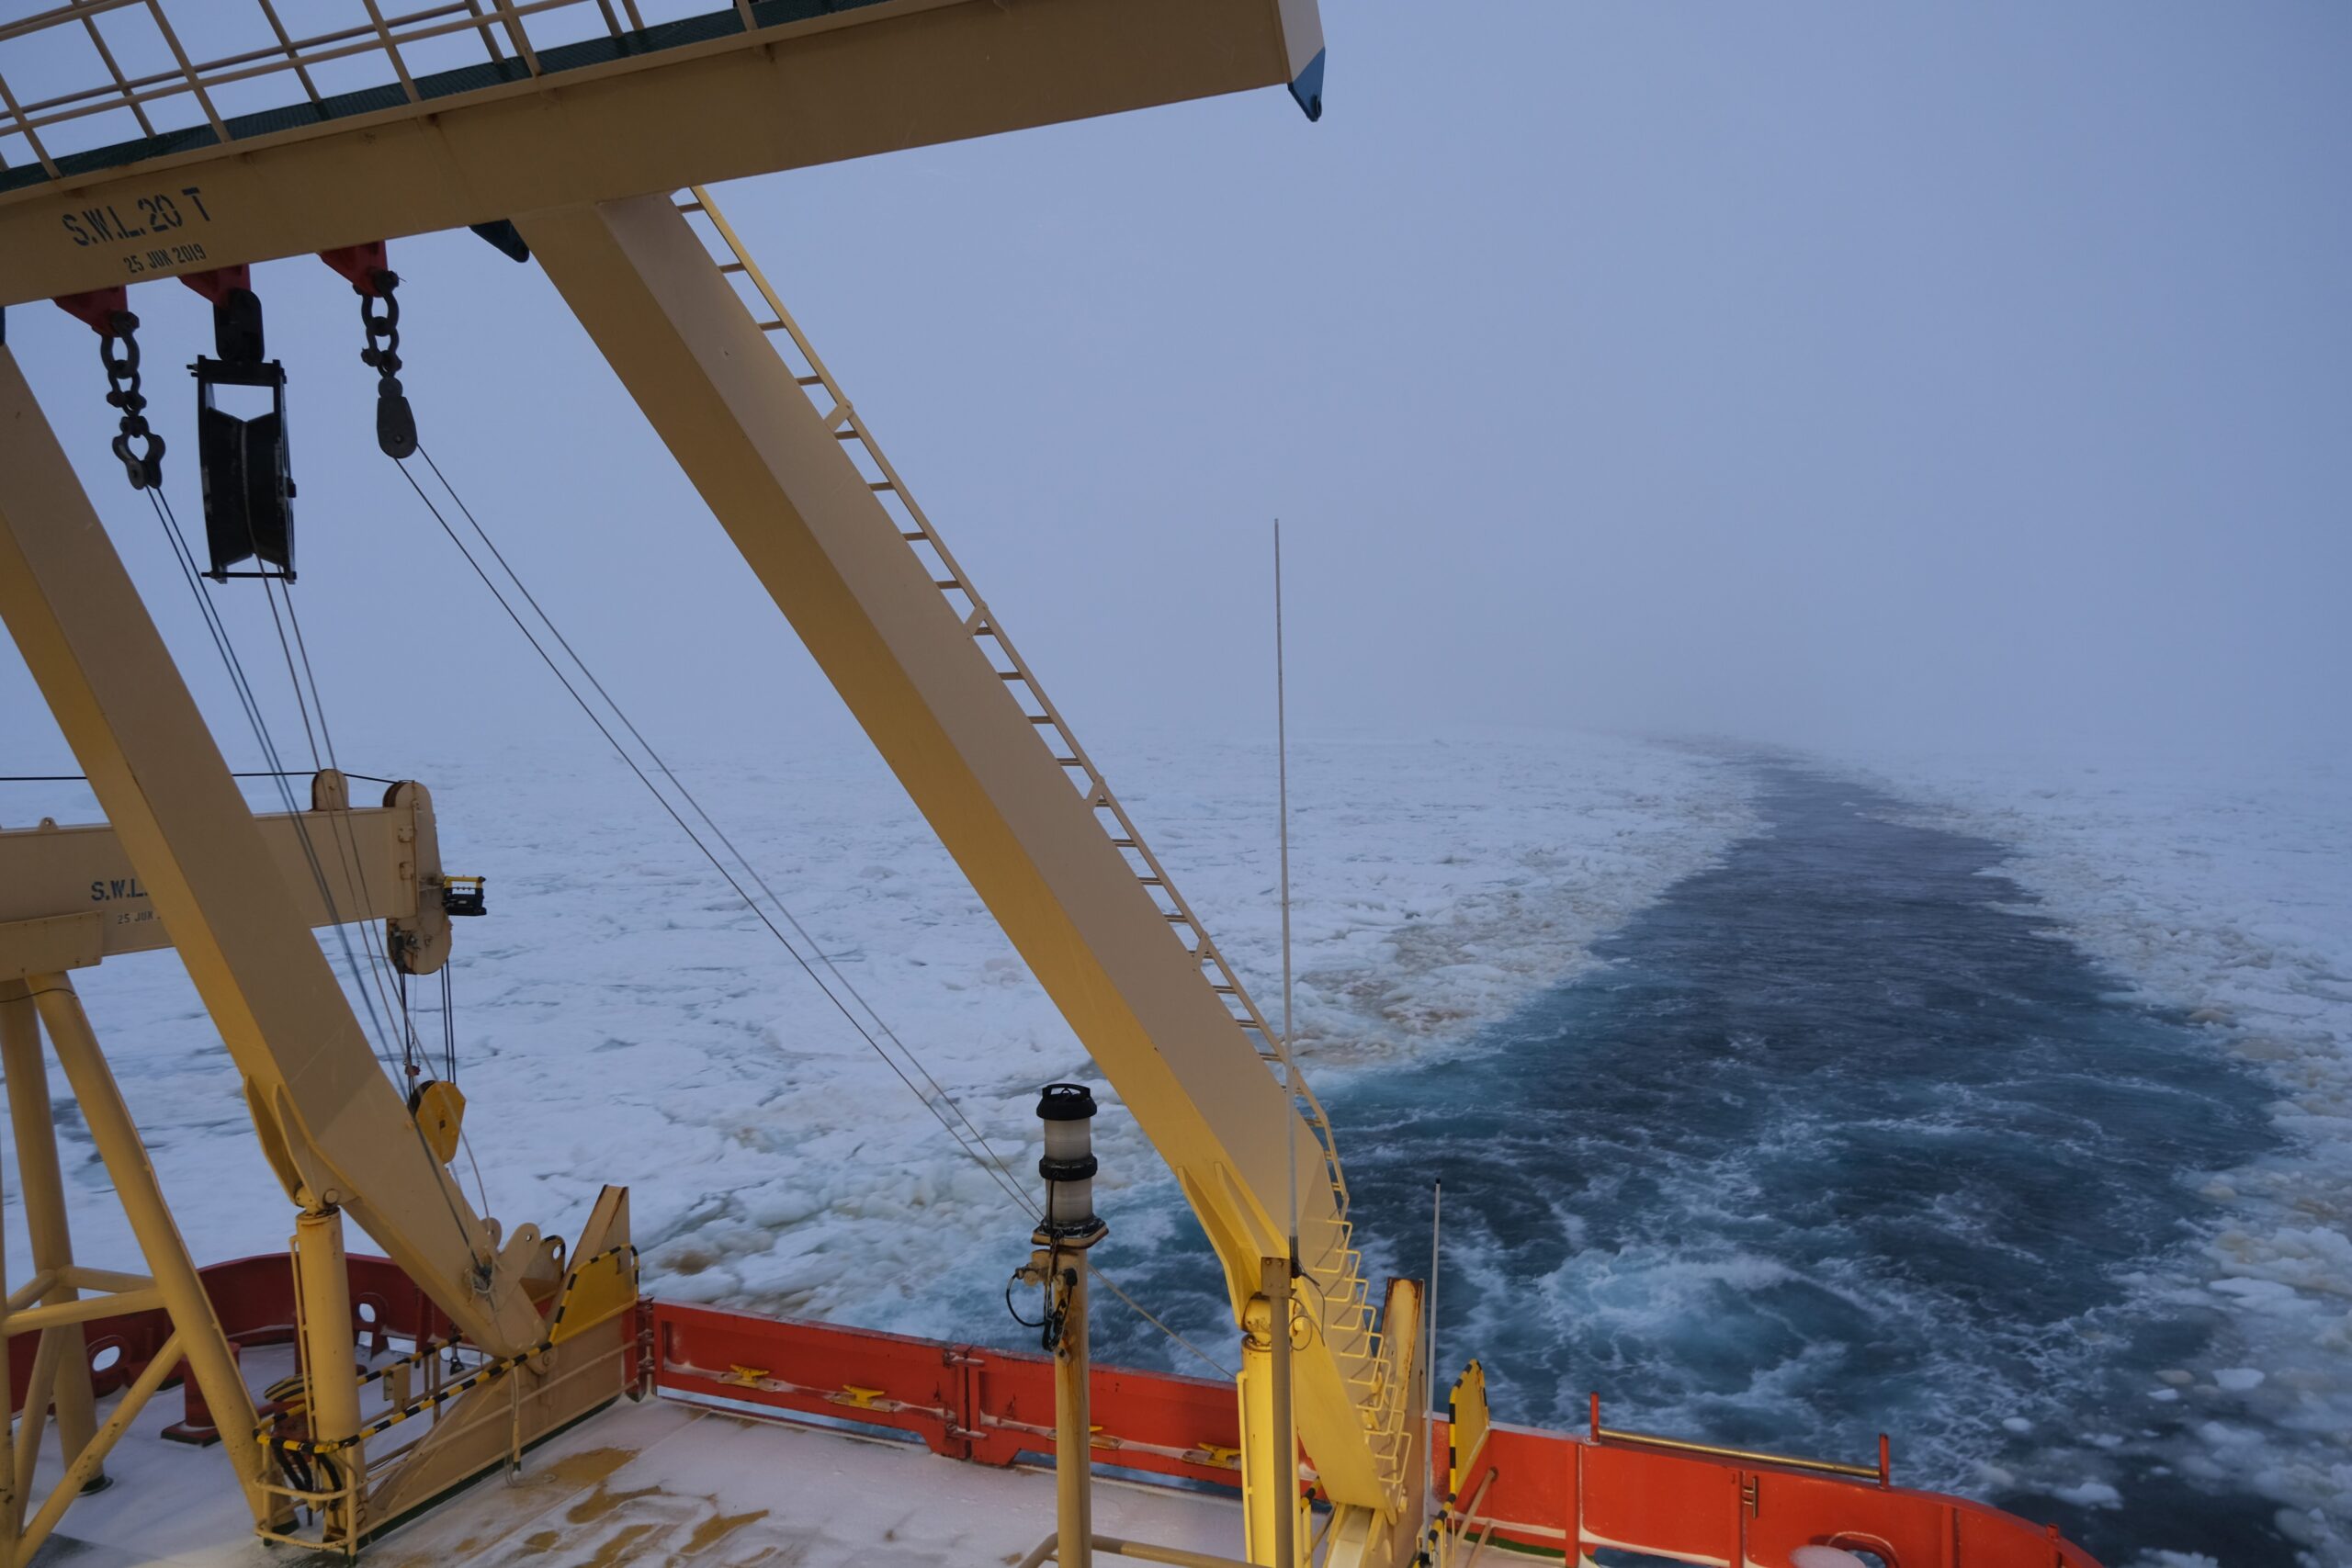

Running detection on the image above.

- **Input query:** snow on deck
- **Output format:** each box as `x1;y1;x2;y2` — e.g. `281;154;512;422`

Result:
53;1385;1243;1567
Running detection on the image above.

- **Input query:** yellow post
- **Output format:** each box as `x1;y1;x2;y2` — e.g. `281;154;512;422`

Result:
1269;1258;1297;1568
24;975;272;1523
1241;1279;1279;1561
0;985;100;1488
293;1205;362;1540
1054;1258;1093;1568
1028;1084;1108;1568
0;1133;16;1564
1238;1261;1300;1567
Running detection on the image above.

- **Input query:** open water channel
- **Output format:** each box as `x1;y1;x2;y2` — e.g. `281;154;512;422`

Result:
1094;765;2293;1563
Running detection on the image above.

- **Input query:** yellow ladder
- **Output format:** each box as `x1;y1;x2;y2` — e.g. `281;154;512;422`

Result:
671;186;1408;1495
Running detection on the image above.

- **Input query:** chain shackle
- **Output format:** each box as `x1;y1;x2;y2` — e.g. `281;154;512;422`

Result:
358;277;402;380
356;269;418;459
96;309;163;491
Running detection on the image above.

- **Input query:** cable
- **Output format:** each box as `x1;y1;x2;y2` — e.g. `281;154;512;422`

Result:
0;772;400;784
249;563;411;1059
392;455;1037;1221
1004;1270;1048;1331
216;468;416;1066
143;491;402;1067
439;965;458;1083
413;446;1035;1207
1090;1263;1232;1380
458;1125;493;1224
143;487;485;1264
400;451;1228;1376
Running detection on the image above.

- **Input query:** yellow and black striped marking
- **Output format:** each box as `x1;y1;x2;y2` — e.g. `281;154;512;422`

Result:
258;1247;639;1457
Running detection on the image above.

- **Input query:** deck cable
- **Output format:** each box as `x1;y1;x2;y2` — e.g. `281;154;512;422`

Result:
396;451;1233;1379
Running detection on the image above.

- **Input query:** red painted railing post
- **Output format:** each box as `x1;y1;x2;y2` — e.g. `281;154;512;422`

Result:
944;1344;979;1462
1567;1434;1584;1561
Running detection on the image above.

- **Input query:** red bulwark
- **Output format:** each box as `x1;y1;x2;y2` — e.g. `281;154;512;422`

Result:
27;1259;2102;1565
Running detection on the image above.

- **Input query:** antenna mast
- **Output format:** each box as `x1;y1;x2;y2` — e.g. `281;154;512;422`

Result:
1274;520;1300;1262
1271;517;1303;1568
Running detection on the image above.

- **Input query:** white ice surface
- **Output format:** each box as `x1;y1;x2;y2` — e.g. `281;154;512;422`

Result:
1843;743;2352;1562
13;728;2348;1560
0;728;1752;1348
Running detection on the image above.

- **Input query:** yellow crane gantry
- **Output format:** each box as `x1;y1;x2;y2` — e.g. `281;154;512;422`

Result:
0;3;1422;1562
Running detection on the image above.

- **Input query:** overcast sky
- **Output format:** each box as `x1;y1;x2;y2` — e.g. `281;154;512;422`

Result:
5;2;2346;782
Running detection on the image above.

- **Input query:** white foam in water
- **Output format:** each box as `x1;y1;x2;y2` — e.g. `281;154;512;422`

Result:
0;728;1753;1345
1846;743;2352;1563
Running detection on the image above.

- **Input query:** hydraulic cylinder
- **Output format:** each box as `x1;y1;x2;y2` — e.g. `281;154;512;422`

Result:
293;1204;362;1537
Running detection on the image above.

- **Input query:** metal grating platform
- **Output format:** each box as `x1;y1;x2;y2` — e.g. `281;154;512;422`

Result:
0;3;908;196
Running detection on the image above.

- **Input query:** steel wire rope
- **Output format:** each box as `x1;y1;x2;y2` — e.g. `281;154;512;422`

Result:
145;488;490;1266
204;450;471;1206
251;563;414;1073
410;446;1031;1200
1086;1268;1229;1379
397;453;1233;1380
266;567;469;1197
143;490;402;1066
389;456;1033;1218
210;449;425;1085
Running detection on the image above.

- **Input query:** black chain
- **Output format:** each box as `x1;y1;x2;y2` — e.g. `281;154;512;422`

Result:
359;272;401;381
357;269;419;459
99;310;164;490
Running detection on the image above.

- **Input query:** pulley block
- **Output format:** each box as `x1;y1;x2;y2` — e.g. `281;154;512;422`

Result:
186;271;297;581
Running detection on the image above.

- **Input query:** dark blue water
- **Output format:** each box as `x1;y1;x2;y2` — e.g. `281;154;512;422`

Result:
1093;765;2292;1563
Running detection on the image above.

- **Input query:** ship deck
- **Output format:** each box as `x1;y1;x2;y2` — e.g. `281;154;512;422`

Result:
46;1365;1244;1568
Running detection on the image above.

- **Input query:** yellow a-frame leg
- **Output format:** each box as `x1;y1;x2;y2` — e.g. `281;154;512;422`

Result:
521;192;1414;1552
0;342;633;1547
0;344;543;1360
0;986;99;1497
0;976;268;1548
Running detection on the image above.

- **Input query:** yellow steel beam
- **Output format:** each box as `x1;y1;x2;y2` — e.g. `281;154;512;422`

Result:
0;982;99;1503
519;191;1387;1510
15;972;273;1530
0;783;447;976
0;0;1320;306
0;344;544;1359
